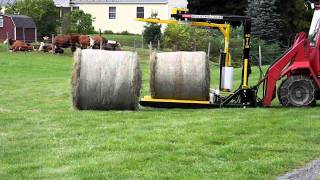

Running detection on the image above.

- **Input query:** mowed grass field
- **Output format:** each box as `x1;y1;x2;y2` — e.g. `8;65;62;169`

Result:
0;44;320;179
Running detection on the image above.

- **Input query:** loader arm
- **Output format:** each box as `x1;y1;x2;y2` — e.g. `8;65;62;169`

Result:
262;32;311;106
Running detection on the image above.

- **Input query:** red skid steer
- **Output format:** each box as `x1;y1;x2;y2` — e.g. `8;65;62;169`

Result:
262;1;320;107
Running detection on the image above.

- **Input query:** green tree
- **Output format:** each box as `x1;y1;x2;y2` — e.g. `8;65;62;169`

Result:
162;24;211;51
247;0;282;43
5;0;58;37
62;10;95;34
143;13;162;46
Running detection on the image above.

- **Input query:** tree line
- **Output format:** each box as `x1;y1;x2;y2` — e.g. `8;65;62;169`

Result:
1;0;314;45
3;0;95;38
188;0;313;45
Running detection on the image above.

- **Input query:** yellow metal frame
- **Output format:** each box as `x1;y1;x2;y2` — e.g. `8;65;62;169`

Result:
141;96;210;105
135;18;232;66
242;58;249;89
171;8;189;15
136;15;233;104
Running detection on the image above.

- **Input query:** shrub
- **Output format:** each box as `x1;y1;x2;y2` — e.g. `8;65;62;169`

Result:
162;25;282;67
162;24;211;51
143;13;162;47
103;30;114;34
119;31;132;35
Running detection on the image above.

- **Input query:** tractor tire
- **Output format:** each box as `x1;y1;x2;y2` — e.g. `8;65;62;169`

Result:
278;76;316;107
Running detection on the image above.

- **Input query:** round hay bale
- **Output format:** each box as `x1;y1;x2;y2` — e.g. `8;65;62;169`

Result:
150;51;210;101
71;49;141;110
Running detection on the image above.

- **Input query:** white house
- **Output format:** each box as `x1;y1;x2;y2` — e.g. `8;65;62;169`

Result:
71;0;188;34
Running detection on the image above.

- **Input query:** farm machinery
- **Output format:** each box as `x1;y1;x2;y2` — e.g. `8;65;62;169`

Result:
136;1;320;108
71;0;320;111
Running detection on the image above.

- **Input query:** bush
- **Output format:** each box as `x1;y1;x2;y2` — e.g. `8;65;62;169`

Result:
162;24;211;51
119;31;132;35
103;30;114;34
143;13;162;47
162;25;282;66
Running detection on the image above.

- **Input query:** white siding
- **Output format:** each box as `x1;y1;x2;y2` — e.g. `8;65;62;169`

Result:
78;3;170;34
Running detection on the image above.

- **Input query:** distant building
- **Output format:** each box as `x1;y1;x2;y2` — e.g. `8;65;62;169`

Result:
70;0;188;34
0;14;37;42
1;0;188;35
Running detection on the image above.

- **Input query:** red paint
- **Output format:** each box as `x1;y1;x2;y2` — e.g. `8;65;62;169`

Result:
0;15;37;42
262;32;320;106
0;15;15;41
182;14;192;18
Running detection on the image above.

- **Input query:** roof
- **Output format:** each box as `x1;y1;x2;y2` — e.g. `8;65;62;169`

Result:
8;15;36;28
0;0;17;6
72;0;168;4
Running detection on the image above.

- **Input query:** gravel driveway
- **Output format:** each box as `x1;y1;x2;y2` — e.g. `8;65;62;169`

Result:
277;159;320;180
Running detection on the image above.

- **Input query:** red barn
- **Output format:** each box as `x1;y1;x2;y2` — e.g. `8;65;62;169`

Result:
0;14;37;43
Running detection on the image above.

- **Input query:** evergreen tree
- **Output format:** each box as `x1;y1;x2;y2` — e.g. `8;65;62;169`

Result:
275;0;313;44
247;0;282;43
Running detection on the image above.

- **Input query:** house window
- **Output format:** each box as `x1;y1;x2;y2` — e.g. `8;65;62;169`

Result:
137;7;144;18
109;7;116;19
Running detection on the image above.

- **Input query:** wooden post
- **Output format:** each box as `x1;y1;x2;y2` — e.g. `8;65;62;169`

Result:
157;40;160;50
35;28;38;43
142;35;144;49
52;34;55;54
149;41;152;58
6;32;10;50
207;41;211;61
100;38;103;50
22;28;25;43
259;45;262;67
59;8;63;34
100;30;103;50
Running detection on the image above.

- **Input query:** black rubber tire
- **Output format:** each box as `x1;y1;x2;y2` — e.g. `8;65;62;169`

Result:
278;76;316;107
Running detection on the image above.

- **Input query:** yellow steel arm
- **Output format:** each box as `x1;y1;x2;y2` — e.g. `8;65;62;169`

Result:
136;18;232;66
136;18;179;25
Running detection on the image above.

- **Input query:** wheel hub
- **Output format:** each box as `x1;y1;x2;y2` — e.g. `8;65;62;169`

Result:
278;76;316;107
292;86;308;103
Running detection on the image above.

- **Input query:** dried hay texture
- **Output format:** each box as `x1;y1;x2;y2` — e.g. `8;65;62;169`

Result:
71;49;141;110
150;51;210;101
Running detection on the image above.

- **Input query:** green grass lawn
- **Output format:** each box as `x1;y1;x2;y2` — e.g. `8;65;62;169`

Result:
0;46;320;179
102;34;143;48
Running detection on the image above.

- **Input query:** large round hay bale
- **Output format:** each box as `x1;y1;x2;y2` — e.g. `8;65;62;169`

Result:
150;51;210;101
71;49;141;110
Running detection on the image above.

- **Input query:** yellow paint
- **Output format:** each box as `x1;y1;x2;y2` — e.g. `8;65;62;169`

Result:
245;34;251;48
242;58;249;89
135;18;179;24
141;96;210;104
224;24;231;66
171;8;189;15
